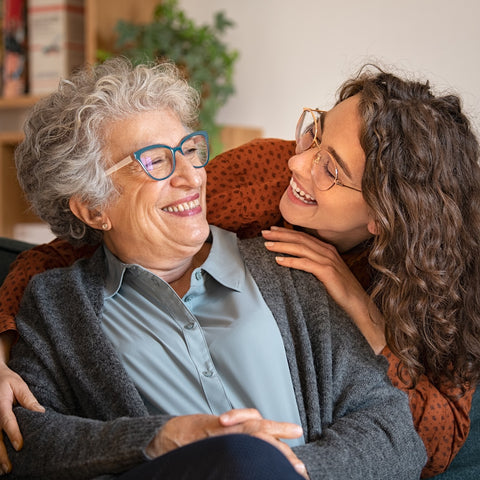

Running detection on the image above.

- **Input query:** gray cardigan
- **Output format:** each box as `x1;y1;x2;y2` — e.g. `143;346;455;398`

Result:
6;236;426;479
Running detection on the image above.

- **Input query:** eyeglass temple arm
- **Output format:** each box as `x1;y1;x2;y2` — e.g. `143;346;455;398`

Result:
105;156;134;176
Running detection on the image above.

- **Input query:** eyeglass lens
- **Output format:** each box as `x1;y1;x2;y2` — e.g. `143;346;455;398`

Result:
139;133;208;178
296;110;322;153
311;150;339;191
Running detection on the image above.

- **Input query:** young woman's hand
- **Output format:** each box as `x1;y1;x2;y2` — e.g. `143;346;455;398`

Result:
0;362;44;474
262;226;386;353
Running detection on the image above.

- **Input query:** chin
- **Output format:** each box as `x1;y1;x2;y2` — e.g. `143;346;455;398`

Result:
279;193;307;227
189;222;211;243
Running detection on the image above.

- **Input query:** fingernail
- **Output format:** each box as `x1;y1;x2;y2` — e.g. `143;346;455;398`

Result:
264;241;273;247
1;464;10;474
12;440;21;450
34;403;46;412
275;256;285;262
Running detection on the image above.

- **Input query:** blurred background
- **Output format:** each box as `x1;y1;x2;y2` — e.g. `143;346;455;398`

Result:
180;0;480;139
1;0;479;242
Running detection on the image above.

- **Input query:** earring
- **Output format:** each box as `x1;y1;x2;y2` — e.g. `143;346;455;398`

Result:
101;223;109;230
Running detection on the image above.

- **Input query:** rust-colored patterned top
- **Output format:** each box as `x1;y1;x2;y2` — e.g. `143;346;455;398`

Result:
0;138;472;477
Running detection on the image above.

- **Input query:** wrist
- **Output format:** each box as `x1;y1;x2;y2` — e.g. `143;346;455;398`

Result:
347;295;386;354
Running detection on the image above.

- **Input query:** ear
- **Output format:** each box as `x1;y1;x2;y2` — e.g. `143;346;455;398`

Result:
69;196;109;231
367;217;379;236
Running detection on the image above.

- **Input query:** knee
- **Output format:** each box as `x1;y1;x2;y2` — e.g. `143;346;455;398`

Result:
209;434;301;479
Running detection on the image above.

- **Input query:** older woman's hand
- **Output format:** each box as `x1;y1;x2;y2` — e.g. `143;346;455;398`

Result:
147;409;308;479
262;226;386;354
0;362;45;474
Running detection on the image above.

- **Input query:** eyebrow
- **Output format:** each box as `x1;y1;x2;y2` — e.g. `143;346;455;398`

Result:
328;147;354;180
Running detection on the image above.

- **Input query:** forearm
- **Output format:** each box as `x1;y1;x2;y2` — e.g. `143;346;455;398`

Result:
345;293;386;354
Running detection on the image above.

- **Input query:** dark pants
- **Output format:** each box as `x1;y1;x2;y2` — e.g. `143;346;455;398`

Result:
117;434;305;480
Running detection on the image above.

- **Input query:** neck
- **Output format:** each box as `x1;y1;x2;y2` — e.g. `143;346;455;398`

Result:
166;242;211;297
303;227;372;253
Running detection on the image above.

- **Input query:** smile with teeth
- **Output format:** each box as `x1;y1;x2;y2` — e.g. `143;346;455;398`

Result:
162;198;200;213
290;178;316;204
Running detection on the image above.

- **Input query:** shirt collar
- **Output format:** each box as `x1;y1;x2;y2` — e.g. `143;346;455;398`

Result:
103;225;245;298
201;225;245;292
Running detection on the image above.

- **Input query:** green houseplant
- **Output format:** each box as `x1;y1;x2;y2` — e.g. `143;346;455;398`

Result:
114;0;239;155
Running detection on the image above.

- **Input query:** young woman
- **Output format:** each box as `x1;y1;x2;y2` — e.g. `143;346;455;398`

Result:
262;68;480;477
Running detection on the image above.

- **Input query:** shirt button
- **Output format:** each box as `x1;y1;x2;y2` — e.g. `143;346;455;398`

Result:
185;322;196;330
184;294;193;302
195;271;202;281
202;370;214;378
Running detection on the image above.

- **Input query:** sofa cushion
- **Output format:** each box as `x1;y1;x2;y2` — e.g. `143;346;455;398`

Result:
0;237;36;285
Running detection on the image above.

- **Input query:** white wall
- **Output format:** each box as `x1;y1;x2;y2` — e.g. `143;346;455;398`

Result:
179;0;480;139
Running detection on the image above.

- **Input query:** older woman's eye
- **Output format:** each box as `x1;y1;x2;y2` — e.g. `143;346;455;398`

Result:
182;146;198;157
141;151;170;171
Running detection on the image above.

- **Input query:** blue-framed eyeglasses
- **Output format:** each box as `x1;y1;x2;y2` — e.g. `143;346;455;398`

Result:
105;130;210;181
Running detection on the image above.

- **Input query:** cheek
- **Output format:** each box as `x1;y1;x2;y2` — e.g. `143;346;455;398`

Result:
109;182;159;224
314;191;369;219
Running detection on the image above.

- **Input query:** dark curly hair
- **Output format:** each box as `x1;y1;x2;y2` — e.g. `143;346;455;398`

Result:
338;66;480;391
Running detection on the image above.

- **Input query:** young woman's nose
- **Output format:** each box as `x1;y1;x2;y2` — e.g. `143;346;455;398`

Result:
288;147;316;178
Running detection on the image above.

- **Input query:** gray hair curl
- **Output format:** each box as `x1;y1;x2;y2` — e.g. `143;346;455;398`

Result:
15;57;200;245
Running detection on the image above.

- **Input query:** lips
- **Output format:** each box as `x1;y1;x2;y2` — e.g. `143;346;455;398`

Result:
290;178;316;204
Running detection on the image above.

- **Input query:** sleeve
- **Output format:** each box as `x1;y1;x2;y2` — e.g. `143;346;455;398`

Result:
0;239;96;335
9;408;165;479
382;346;473;478
238;238;426;479
6;275;169;480
292;288;427;479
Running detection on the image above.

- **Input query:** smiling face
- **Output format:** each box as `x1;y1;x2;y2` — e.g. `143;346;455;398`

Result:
279;95;375;252
99;109;210;272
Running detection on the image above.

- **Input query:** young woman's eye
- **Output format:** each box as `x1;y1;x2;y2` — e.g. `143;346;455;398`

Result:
324;163;335;179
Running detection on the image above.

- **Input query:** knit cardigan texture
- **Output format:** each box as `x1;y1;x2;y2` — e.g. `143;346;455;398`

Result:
6;236;426;479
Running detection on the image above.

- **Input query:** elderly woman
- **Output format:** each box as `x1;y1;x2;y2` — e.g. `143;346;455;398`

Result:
0;58;425;479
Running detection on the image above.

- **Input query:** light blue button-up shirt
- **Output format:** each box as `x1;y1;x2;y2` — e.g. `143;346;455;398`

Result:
101;225;304;446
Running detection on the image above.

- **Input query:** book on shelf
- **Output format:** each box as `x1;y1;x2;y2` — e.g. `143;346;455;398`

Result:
27;0;85;95
2;0;27;98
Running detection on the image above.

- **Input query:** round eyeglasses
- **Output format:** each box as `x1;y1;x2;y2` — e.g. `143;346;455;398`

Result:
296;108;362;192
105;131;209;181
311;149;362;192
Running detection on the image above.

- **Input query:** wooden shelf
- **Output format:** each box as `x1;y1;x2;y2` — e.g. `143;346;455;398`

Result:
0;0;161;238
0;95;44;110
